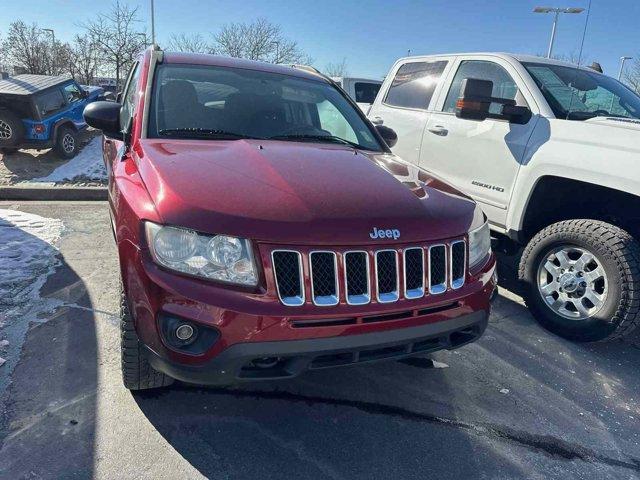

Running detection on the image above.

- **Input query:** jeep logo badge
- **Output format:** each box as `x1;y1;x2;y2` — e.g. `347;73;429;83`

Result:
369;227;401;240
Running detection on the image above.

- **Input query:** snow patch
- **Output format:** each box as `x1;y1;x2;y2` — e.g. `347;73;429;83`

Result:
31;137;106;183
0;210;64;382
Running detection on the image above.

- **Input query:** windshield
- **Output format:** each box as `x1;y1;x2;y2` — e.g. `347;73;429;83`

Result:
523;62;640;120
148;63;383;151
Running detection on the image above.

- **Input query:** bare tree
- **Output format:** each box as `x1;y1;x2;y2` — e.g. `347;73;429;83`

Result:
82;1;147;88
623;57;640;93
324;58;348;77
167;33;213;54
214;18;307;64
2;20;57;75
67;34;101;84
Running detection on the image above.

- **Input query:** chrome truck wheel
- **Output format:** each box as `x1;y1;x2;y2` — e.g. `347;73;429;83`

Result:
519;220;640;342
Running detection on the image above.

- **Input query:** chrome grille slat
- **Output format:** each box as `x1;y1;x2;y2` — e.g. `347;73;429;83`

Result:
375;250;399;303
271;239;466;306
404;247;425;299
344;251;371;305
428;245;447;295
309;251;339;306
450;240;466;290
272;250;305;306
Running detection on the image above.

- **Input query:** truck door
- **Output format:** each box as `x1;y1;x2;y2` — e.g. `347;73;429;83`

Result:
368;58;453;164
420;57;539;228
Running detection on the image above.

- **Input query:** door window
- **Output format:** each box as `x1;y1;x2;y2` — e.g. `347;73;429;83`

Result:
119;62;141;129
35;89;65;117
354;82;381;104
384;61;448;110
62;83;83;103
443;61;519;114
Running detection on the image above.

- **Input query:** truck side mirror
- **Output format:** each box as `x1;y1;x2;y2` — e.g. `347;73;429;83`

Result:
375;125;398;148
83;101;122;139
455;78;493;121
456;78;532;124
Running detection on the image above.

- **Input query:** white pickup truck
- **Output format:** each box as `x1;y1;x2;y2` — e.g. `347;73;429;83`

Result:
369;53;640;342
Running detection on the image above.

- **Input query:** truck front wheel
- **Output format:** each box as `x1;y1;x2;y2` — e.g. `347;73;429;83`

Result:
519;219;640;342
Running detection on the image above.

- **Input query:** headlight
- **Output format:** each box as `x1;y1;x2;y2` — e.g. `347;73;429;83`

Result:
468;221;491;269
145;222;258;286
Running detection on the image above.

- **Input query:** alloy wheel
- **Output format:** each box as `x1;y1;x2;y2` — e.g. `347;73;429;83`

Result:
537;245;608;320
62;133;75;153
0;120;12;140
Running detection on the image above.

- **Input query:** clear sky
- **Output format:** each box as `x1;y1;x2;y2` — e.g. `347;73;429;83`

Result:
1;0;638;79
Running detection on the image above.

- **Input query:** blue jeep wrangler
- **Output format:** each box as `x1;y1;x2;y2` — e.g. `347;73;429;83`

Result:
0;74;104;158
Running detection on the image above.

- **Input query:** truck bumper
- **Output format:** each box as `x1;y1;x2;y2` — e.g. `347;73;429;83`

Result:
145;309;488;385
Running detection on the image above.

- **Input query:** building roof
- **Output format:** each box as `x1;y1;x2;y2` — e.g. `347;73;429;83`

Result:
0;74;72;96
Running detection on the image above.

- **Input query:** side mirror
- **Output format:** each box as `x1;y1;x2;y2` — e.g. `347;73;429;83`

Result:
83;101;122;139
375;125;397;148
455;78;532;124
455;78;493;121
116;91;123;103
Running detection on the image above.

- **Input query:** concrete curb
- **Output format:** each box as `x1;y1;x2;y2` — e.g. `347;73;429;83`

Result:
0;184;107;201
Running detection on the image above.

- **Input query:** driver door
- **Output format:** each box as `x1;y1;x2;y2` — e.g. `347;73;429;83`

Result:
419;57;540;227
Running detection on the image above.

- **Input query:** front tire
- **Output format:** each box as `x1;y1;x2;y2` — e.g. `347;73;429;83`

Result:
54;126;79;159
120;281;174;390
519;220;640;342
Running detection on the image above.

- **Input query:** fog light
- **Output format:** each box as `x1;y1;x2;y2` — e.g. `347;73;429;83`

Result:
175;323;195;341
159;313;219;355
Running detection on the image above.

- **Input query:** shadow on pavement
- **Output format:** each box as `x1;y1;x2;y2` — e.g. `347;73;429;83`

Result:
0;241;98;479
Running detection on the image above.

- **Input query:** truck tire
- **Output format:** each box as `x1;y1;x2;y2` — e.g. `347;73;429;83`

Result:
519;220;640;342
120;281;174;390
0;110;25;147
54;125;79;159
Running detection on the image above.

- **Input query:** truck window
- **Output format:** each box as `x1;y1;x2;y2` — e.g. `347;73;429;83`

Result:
523;62;640;120
119;62;141;129
354;82;381;104
35;89;65;117
443;61;519;114
62;83;83;103
384;61;447;110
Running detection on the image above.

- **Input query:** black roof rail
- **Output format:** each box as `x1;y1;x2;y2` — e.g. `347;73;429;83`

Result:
290;64;333;82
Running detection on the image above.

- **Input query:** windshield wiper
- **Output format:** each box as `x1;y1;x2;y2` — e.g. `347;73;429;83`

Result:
267;133;362;149
158;128;261;140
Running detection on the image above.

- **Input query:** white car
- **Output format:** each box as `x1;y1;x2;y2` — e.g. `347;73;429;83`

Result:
369;52;640;342
332;77;382;111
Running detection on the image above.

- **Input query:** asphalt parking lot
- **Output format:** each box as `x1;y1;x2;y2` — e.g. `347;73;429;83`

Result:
0;201;639;480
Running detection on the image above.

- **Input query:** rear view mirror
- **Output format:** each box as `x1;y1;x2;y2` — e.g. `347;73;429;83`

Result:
83;101;122;139
375;125;397;148
456;78;532;124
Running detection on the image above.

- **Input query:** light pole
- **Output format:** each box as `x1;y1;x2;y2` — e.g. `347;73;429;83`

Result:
533;7;584;58
42;28;55;48
618;56;632;81
149;0;156;46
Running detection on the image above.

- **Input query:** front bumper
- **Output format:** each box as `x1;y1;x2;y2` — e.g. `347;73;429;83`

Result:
146;309;488;385
122;236;496;385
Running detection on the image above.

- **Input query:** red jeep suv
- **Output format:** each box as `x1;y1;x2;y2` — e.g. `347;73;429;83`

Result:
84;47;496;390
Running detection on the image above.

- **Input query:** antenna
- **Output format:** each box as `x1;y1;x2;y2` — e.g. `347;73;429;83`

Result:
566;0;592;119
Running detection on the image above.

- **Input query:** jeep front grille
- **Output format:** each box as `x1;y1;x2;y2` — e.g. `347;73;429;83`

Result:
271;240;466;307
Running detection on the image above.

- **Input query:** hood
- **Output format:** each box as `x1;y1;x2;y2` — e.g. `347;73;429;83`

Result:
137;139;478;245
584;116;640;132
82;85;104;98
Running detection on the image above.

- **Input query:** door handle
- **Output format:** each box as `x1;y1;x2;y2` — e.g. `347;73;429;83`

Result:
428;125;448;136
371;116;384;125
